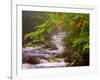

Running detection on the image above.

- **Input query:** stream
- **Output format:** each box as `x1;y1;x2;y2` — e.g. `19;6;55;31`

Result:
22;31;69;69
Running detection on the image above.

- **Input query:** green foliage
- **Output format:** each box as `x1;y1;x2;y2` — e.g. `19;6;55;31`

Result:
23;12;89;66
24;12;66;46
65;14;89;66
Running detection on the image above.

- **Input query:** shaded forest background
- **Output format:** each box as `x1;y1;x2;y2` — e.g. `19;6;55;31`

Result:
22;11;89;66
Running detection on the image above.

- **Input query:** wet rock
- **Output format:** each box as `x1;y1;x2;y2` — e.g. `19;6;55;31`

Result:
23;55;40;64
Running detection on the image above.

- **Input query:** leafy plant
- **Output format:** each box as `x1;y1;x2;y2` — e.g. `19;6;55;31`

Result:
23;12;89;66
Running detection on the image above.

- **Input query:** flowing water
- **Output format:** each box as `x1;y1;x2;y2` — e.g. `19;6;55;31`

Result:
22;31;69;69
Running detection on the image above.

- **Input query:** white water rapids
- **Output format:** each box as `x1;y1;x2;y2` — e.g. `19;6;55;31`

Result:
22;31;69;69
45;31;66;54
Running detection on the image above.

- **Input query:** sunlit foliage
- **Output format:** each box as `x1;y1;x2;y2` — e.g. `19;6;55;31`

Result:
23;11;89;66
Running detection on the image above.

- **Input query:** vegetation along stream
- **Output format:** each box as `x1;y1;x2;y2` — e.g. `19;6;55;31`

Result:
22;11;89;69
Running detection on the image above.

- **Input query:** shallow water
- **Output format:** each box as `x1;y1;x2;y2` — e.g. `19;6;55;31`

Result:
22;31;68;69
23;62;69;69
